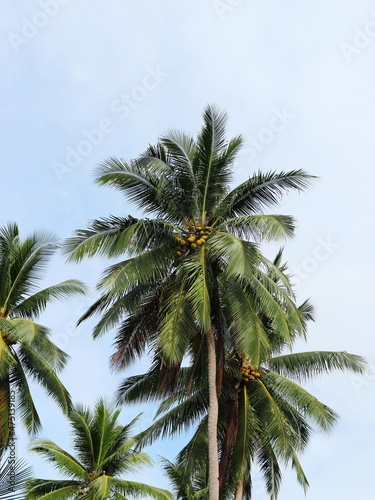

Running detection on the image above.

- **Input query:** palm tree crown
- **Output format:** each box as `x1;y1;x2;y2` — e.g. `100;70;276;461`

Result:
26;398;172;499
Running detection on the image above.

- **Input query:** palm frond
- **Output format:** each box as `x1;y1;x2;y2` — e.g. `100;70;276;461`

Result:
25;479;79;499
97;244;172;293
261;372;338;432
215;169;316;219
268;351;367;382
1;228;58;316
15;280;87;318
178;248;211;332
158;274;195;364
93;476;173;500
256;442;282;500
290;449;309;493
0;331;16;379
0;448;32;499
8;319;69;371
216;214;296;243
10;356;41;435
223;283;271;365
17;344;72;415
28;440;85;479
96;156;188;223
195;104;233;219
64;215;139;262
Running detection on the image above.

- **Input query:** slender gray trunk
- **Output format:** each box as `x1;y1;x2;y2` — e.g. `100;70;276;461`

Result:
235;481;244;500
207;325;219;500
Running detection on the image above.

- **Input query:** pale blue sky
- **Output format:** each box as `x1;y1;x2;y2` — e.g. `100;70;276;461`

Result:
1;1;375;498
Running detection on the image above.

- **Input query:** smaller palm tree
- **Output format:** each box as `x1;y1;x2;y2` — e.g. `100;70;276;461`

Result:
26;398;172;500
0;222;86;448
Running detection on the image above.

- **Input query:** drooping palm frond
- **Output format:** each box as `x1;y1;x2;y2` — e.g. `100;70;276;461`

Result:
29;441;85;479
25;479;80;499
0;226;58;315
9;356;42;436
16;344;72;414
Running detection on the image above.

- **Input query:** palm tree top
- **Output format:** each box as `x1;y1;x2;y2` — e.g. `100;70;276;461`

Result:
65;105;316;264
95;104;315;221
26;398;172;499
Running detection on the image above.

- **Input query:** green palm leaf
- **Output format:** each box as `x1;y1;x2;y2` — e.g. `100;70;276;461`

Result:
268;351;367;382
0;448;32;499
25;480;79;499
29;441;85;478
214;169;315;219
216;214;296;242
17;343;72;414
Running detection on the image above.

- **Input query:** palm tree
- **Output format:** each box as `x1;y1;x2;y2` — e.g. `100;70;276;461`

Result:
118;253;367;499
65;104;314;499
0;448;32;499
0;222;86;449
26;398;172;499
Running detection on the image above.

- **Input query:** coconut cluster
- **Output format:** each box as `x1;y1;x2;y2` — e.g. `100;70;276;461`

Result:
241;361;261;383
77;485;89;497
175;225;212;257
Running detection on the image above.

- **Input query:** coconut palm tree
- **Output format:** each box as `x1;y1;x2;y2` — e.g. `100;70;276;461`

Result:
0;222;86;449
118;253;367;499
0;448;32;499
26;398;172;500
65;105;314;499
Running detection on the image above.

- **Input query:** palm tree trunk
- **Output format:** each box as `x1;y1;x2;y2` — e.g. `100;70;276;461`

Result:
235;481;244;500
219;398;239;496
207;325;219;500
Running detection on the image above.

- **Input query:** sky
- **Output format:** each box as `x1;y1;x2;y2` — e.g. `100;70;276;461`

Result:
1;1;375;498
